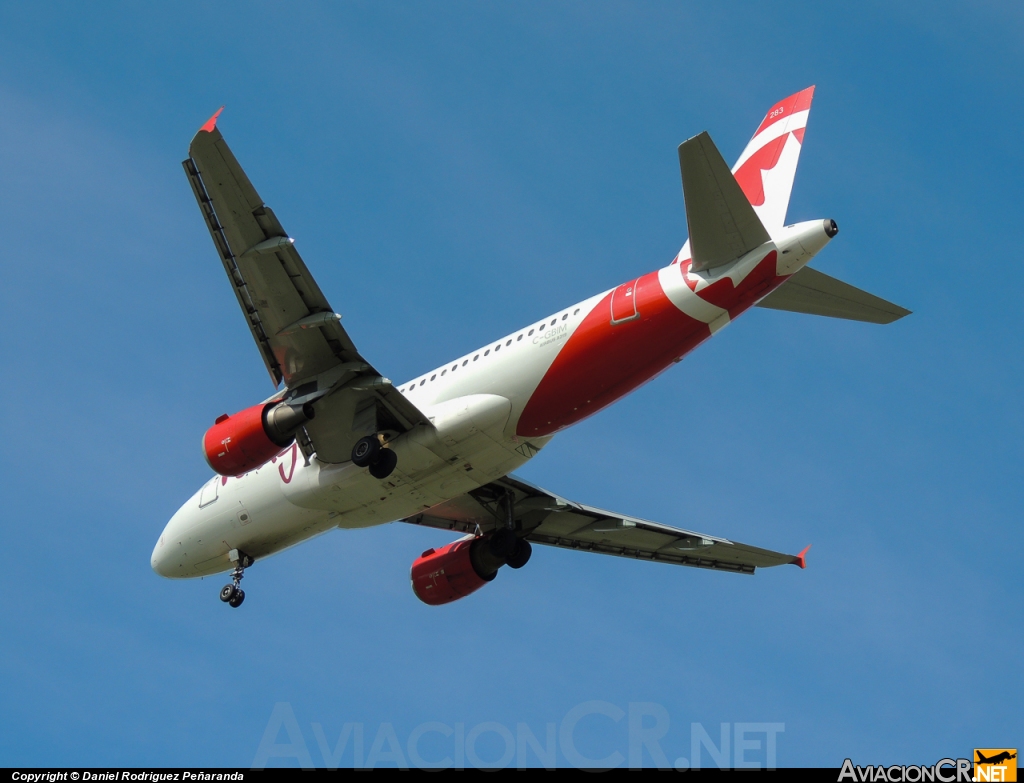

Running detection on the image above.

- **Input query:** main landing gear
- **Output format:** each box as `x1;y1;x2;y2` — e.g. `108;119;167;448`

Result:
351;435;398;479
488;489;532;569
219;550;254;608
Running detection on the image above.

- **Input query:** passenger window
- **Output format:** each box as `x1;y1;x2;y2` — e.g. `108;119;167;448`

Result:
550;319;556;326
452;365;457;371
528;329;534;336
494;344;500;351
419;380;425;386
574;308;580;315
463;360;468;366
441;369;446;376
506;340;512;346
473;355;479;361
484;350;490;356
431;374;436;381
562;314;567;320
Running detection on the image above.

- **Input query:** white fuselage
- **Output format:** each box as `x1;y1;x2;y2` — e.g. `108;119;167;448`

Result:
151;219;832;579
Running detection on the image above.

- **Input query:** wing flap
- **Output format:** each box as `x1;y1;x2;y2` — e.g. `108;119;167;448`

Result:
679;131;772;273
757;266;911;323
402;475;802;575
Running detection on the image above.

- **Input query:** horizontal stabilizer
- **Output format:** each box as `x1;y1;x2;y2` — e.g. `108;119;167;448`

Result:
679;131;771;272
757;266;911;324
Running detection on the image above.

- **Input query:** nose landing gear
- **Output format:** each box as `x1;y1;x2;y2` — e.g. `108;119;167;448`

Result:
219;583;244;607
219;549;254;608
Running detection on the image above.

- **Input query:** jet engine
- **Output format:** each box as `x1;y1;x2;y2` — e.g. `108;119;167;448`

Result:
411;538;498;606
410;532;532;605
203;401;314;476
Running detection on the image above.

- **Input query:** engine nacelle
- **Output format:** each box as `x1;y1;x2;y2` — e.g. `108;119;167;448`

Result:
410;538;501;606
203;401;314;476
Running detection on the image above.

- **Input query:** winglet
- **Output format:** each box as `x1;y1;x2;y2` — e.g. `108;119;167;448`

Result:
792;545;811;569
199;107;224;134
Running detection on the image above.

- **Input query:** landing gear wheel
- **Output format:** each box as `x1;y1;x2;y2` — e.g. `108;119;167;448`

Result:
368;448;398;479
506;539;532;569
351;436;381;467
219;550;252;606
488;528;518;559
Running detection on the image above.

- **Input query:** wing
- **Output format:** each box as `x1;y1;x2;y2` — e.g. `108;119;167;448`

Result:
402;475;805;574
182;109;429;462
757;265;911;324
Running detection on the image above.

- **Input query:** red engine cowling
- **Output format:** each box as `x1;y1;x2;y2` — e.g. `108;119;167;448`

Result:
411;538;497;606
203;401;314;476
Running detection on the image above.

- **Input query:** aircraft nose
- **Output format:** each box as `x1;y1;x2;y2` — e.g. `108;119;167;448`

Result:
151;532;174;578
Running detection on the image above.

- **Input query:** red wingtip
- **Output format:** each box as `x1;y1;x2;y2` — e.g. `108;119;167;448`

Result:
199;106;224;134
793;545;811;569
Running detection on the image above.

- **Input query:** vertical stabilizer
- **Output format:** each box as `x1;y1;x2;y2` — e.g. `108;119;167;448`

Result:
731;86;815;232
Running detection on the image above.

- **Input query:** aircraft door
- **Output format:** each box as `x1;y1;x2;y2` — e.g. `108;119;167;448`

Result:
610;278;640;325
198;478;220;508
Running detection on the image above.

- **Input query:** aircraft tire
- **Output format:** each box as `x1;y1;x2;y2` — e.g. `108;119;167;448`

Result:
506;539;532;569
220;584;237;602
351;436;380;467
488;528;518;559
228;589;245;608
368;448;397;479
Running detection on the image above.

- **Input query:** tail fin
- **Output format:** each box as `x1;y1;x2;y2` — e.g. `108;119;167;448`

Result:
732;86;815;233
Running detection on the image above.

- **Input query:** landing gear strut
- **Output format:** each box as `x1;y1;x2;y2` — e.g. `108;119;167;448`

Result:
219;549;253;608
352;435;398;479
488;489;532;569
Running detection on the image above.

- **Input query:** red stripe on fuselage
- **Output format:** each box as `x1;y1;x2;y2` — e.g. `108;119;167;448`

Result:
516;252;785;438
516;270;708;437
695;251;780;317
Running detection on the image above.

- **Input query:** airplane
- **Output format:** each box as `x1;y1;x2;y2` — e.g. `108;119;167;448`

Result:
976;751;1016;765
151;86;910;608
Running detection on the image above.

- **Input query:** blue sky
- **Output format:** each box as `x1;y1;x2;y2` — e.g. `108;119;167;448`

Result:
1;1;1021;769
